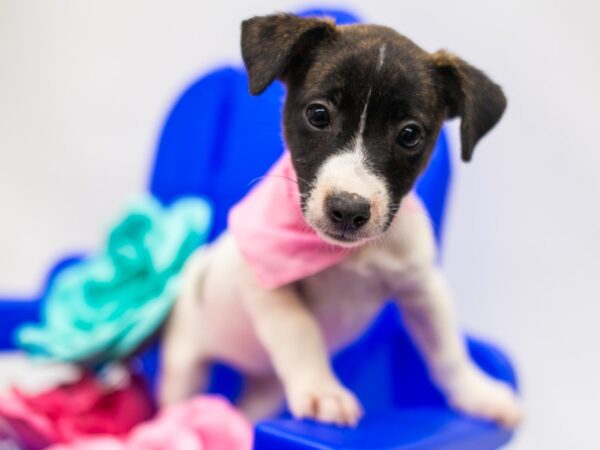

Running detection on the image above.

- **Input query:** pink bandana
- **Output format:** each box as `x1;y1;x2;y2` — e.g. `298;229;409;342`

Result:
228;151;424;290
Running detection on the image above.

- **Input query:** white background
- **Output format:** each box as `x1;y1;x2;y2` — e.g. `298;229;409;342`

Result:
1;1;598;448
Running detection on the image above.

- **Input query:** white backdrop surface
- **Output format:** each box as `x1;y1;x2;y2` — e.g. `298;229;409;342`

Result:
1;1;599;448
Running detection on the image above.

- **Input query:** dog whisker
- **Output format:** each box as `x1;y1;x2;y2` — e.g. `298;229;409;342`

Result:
247;173;315;190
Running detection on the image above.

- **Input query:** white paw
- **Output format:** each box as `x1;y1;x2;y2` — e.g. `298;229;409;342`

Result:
286;378;363;426
446;367;523;428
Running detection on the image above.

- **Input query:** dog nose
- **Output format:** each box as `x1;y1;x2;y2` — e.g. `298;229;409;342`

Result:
326;192;371;230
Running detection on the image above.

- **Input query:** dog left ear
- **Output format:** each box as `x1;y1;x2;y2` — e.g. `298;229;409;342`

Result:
431;50;507;162
241;14;336;95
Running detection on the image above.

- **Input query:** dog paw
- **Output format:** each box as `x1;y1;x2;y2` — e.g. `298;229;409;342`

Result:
286;379;363;426
446;367;523;428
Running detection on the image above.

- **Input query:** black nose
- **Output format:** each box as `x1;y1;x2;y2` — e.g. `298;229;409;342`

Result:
326;192;371;230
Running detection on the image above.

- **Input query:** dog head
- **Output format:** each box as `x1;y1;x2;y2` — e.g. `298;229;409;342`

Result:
241;14;506;247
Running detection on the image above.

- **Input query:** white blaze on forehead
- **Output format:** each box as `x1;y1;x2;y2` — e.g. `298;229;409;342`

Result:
357;43;386;141
377;44;387;70
357;88;371;138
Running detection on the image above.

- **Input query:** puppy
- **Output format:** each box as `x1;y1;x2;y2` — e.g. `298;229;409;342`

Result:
160;13;522;428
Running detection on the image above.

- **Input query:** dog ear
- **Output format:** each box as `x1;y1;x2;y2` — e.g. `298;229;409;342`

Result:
431;51;507;162
241;14;336;95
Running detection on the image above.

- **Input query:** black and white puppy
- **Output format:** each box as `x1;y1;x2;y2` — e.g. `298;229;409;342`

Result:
160;14;522;428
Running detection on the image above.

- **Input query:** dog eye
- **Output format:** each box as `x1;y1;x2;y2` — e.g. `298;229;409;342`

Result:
306;104;330;129
396;124;423;149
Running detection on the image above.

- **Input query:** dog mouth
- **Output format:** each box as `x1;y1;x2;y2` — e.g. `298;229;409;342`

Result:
310;225;373;248
322;230;363;245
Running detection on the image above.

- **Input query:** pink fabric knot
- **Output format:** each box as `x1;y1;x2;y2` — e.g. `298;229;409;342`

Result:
229;150;425;289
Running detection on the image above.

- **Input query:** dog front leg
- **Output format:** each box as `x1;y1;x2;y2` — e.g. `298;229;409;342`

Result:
395;267;522;428
159;250;212;407
244;284;363;426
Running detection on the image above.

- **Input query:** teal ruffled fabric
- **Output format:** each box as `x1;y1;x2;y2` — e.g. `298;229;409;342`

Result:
16;195;212;367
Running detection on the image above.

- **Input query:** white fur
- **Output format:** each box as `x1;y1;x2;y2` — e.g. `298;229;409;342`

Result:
160;204;522;427
303;147;390;245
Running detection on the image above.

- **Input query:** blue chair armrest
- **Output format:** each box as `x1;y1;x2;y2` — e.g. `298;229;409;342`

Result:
255;409;513;450
254;341;516;450
0;299;40;350
253;303;518;449
0;253;84;350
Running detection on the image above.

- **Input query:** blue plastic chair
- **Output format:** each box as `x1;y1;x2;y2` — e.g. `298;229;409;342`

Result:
0;8;517;449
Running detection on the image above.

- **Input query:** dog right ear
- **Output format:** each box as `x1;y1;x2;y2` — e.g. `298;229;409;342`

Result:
430;50;507;162
241;14;336;95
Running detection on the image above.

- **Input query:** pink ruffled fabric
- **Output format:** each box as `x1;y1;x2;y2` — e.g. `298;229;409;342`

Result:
0;372;154;450
48;396;253;450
